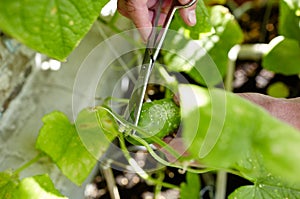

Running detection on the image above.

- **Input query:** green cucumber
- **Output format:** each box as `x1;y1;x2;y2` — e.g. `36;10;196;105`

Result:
127;98;181;144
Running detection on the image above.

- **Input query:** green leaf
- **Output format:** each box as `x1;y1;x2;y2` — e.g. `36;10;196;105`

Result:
0;0;109;61
180;172;200;199
165;5;243;86
170;0;212;38
179;84;300;186
279;0;300;42
262;36;300;75
229;183;300;199
0;170;19;199
36;111;97;185
75;107;119;160
16;174;67;199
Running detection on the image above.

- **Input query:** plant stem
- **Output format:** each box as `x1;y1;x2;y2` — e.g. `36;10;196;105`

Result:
118;134;179;190
154;169;165;199
128;133;214;174
95;106;214;174
96;106;182;160
97;17;123;34
13;153;44;175
103;97;129;106
226;45;239;91
109;12;121;25
215;171;227;199
101;162;120;199
215;44;240;199
259;0;273;43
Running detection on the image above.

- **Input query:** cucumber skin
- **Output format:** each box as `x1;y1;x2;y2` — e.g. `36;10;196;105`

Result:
127;98;181;145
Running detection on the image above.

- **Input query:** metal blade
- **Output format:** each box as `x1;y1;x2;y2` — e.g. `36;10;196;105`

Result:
123;49;154;127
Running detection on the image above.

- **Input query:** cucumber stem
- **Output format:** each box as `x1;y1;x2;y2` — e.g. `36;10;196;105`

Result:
154;169;165;198
118;134;180;190
95;106;214;174
13;153;44;175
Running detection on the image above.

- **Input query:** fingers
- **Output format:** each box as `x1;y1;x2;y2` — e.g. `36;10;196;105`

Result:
117;0;152;40
117;0;198;40
159;138;190;163
160;0;197;26
178;0;197;26
238;93;300;130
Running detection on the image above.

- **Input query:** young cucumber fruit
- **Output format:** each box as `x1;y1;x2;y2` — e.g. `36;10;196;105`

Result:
127;98;181;145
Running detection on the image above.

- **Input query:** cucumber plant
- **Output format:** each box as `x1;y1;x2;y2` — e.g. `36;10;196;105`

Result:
0;0;300;199
127;98;181;145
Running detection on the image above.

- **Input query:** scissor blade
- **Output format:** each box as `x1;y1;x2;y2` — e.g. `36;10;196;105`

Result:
124;50;154;127
123;0;197;128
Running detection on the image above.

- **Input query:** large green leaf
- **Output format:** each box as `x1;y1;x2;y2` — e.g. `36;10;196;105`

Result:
0;170;19;199
229;184;300;199
179;84;300;189
36;111;97;185
262;36;300;75
75;106;119;160
15;174;67;199
279;0;300;42
0;0;109;61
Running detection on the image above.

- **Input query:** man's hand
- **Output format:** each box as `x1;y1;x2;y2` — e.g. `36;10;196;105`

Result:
238;93;300;130
117;0;197;40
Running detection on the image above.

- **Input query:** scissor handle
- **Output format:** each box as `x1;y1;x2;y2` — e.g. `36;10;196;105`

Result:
173;0;197;8
147;0;197;61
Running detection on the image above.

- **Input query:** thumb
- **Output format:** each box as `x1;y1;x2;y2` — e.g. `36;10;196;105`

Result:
178;0;197;26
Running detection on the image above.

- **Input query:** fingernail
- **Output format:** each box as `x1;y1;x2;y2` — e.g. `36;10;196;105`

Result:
188;10;196;25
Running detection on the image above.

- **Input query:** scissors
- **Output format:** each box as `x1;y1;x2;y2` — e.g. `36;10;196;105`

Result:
124;0;197;132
